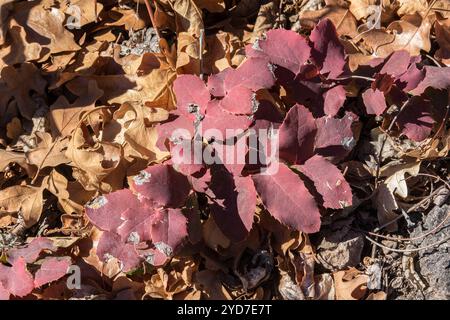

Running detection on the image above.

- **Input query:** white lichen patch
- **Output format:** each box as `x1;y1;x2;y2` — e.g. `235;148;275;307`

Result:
267;63;277;77
86;195;108;209
251;92;259;113
145;253;155;265
341;136;356;150
154;242;173;257
252;38;262;51
103;253;114;263
133;170;151;185
127;231;140;244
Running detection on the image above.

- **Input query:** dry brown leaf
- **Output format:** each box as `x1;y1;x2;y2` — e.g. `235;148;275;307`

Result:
0;184;44;227
66;117;125;193
300;6;358;37
171;0;204;73
25;132;70;170
333;268;369;300
107;102;169;162
144;257;198;299
49;80;103;137
376;161;421;230
0;63;46;119
60;0;104;28
396;0;429;16
360;13;435;57
435;19;450;66
194;0;225;13
12;1;81;58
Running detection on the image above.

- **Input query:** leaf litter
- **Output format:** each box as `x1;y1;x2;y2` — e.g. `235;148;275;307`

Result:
0;0;449;300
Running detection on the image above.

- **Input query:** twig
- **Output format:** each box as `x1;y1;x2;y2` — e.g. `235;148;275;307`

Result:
336;75;375;82
199;29;205;80
365;233;450;253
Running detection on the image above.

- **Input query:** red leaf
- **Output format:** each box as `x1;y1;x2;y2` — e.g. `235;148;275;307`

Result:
7;237;55;264
116;205;161;243
85;189;138;232
315;112;358;151
0;284;8;300
379;50;410;77
247;29;310;75
130;164;191;208
362;88;387;115
0;257;34;298
410;66;450;95
96;231;141;272
397;97;435;141
252;162;321;233
170;139;205;176
278;104;316;164
209;168;256;241
220;86;255;115
173;75;210;118
156;112;195;151
207;68;232;97
310;19;346;79
224;58;275;93
34;257;71;288
201;100;252;141
150;208;188;260
323;85;346;116
298;155;352;209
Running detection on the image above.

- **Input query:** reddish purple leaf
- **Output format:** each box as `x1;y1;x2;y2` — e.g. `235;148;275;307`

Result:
224;58;275;93
189;168;212;193
85;189;138;232
150;208;188;258
362;88;387;115
0;257;34;298
173;75;210;118
323;85;346;116
315;112;358;151
310;19;346;79
138;248;168;267
278;104;316;164
116;205;161;243
156;112;195;151
201;100;252;141
252;162;321;233
34;257;72;288
0;284;8;300
298;155;352;209
397;61;425;92
247;29;310;75
170;139;205;176
96;231;141;272
397;97;435;142
130;164;191;208
209;167;256;241
7;237;55;264
220;86;255;115
379;50;410;77
207;68;232;97
410;66;450;95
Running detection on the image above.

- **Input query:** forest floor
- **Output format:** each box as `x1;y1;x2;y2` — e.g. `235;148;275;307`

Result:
0;0;449;300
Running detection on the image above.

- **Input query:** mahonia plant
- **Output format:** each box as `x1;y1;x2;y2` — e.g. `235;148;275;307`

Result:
0;237;72;299
84;19;449;272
